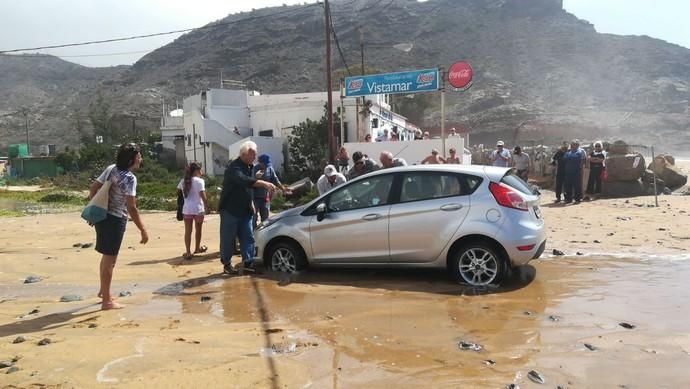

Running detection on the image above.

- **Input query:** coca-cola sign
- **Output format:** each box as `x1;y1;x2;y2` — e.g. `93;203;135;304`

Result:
447;61;473;90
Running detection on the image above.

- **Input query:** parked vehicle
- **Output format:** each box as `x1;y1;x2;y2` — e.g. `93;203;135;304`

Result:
254;165;546;286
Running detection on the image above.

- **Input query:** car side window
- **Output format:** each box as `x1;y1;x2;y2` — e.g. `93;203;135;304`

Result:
327;174;394;212
400;172;464;202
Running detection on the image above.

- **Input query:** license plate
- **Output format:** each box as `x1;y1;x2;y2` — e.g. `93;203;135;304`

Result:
533;206;542;219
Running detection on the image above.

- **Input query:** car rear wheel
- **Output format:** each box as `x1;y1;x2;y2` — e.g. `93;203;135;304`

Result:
267;241;307;273
450;242;506;286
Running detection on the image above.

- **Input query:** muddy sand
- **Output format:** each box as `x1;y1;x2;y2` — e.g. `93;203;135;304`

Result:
1;193;690;387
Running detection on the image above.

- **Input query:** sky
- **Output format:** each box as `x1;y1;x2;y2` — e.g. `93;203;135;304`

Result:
0;0;688;67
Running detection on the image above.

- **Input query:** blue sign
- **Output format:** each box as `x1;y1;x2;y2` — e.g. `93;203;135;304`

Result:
344;68;439;97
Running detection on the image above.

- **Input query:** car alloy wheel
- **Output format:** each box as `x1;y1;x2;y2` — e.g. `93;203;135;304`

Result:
453;243;505;286
271;247;297;273
268;241;306;273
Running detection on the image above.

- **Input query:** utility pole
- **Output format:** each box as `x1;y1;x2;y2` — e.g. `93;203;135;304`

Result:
20;108;30;155
325;0;335;163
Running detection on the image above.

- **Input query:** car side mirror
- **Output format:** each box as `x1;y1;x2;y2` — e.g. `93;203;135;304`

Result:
316;203;327;222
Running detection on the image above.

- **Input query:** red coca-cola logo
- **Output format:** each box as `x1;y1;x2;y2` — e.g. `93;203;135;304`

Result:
448;61;473;89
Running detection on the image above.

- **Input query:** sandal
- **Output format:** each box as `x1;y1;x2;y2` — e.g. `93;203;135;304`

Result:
194;245;208;254
183;253;194;260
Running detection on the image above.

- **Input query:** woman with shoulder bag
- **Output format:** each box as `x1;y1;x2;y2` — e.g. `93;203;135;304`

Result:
89;144;148;310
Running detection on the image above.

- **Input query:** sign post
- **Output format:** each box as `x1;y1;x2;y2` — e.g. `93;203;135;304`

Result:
444;61;474;157
440;66;446;157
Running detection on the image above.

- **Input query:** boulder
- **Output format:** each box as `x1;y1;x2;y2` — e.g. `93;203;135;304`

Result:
608;140;631;155
602;180;643;198
286;178;314;198
648;156;687;190
605;153;645;182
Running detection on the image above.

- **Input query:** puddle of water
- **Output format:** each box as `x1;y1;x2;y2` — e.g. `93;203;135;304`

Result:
133;259;690;387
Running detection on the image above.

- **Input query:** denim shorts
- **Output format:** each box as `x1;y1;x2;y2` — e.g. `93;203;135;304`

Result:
95;213;128;256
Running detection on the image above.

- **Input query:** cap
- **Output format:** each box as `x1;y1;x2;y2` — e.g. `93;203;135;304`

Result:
431;148;439;154
352;151;364;163
324;164;337;177
496;140;505;147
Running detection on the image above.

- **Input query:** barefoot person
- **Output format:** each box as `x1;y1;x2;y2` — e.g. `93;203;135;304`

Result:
89;144;148;310
177;162;208;260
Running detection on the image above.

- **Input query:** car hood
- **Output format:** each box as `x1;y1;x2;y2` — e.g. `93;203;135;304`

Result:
273;204;306;219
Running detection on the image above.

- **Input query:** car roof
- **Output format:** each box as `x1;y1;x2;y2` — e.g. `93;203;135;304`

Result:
361;164;511;182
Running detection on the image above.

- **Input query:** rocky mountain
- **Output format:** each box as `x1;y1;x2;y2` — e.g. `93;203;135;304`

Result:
1;0;689;154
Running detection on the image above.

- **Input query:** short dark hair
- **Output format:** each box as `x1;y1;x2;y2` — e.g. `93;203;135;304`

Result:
116;143;141;170
352;151;364;163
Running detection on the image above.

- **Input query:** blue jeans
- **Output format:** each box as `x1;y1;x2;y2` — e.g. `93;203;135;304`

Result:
220;210;255;266
253;198;270;228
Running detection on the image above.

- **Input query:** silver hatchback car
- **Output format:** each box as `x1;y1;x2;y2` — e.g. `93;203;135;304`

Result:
254;165;546;286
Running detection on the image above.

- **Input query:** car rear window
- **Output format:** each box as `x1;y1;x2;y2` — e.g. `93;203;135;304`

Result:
500;173;533;195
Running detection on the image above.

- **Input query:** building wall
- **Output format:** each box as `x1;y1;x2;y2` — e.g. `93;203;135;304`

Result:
343;138;466;167
227;137;286;174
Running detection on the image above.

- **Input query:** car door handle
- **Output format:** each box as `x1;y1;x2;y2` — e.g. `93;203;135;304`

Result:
440;204;463;211
362;213;383;221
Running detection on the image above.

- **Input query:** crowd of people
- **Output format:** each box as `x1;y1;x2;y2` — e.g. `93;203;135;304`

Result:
87;137;607;309
482;138;606;204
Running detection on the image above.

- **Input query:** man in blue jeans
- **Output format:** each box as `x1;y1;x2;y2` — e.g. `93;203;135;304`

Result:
219;141;276;275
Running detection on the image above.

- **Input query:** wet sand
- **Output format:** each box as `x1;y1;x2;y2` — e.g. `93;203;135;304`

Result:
1;194;690;387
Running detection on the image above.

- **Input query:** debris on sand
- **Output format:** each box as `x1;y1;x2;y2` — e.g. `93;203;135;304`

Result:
548;315;562;322
60;294;82;302
80;243;93;249
619;322;636;329
12;336;26;344
72;243;82;247
37;338;52;346
584;343;598;351
552;249;564;256
528;369;546;384
23;275;42;284
271;342;297;354
200;296;212;302
119;291;132;297
0;361;12;368
5;366;19;374
483;359;496;365
458;341;483;352
505;384;519;389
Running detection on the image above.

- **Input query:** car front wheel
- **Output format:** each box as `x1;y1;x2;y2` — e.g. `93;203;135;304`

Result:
267;241;307;273
450;242;506;286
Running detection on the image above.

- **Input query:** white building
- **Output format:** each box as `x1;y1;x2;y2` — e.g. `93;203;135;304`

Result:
160;88;419;176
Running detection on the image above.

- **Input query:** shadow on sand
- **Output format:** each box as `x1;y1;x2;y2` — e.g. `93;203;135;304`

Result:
152;264;536;297
0;305;99;338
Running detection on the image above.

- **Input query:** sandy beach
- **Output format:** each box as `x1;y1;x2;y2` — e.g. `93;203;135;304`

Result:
2;184;690;387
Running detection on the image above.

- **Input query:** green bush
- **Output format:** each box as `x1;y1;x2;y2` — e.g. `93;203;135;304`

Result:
39;192;86;205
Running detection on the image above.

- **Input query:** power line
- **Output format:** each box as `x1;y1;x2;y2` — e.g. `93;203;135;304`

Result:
0;3;321;54
0;49;155;58
329;6;351;76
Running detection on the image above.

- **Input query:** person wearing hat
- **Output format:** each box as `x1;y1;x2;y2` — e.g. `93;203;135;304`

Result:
317;164;347;195
490;141;511;167
421;149;445;164
252;154;290;228
347;151;380;180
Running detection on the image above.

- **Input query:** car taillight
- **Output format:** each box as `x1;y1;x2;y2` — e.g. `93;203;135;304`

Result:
489;182;528;211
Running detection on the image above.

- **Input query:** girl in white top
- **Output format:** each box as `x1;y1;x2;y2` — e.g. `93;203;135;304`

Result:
177;163;208;259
